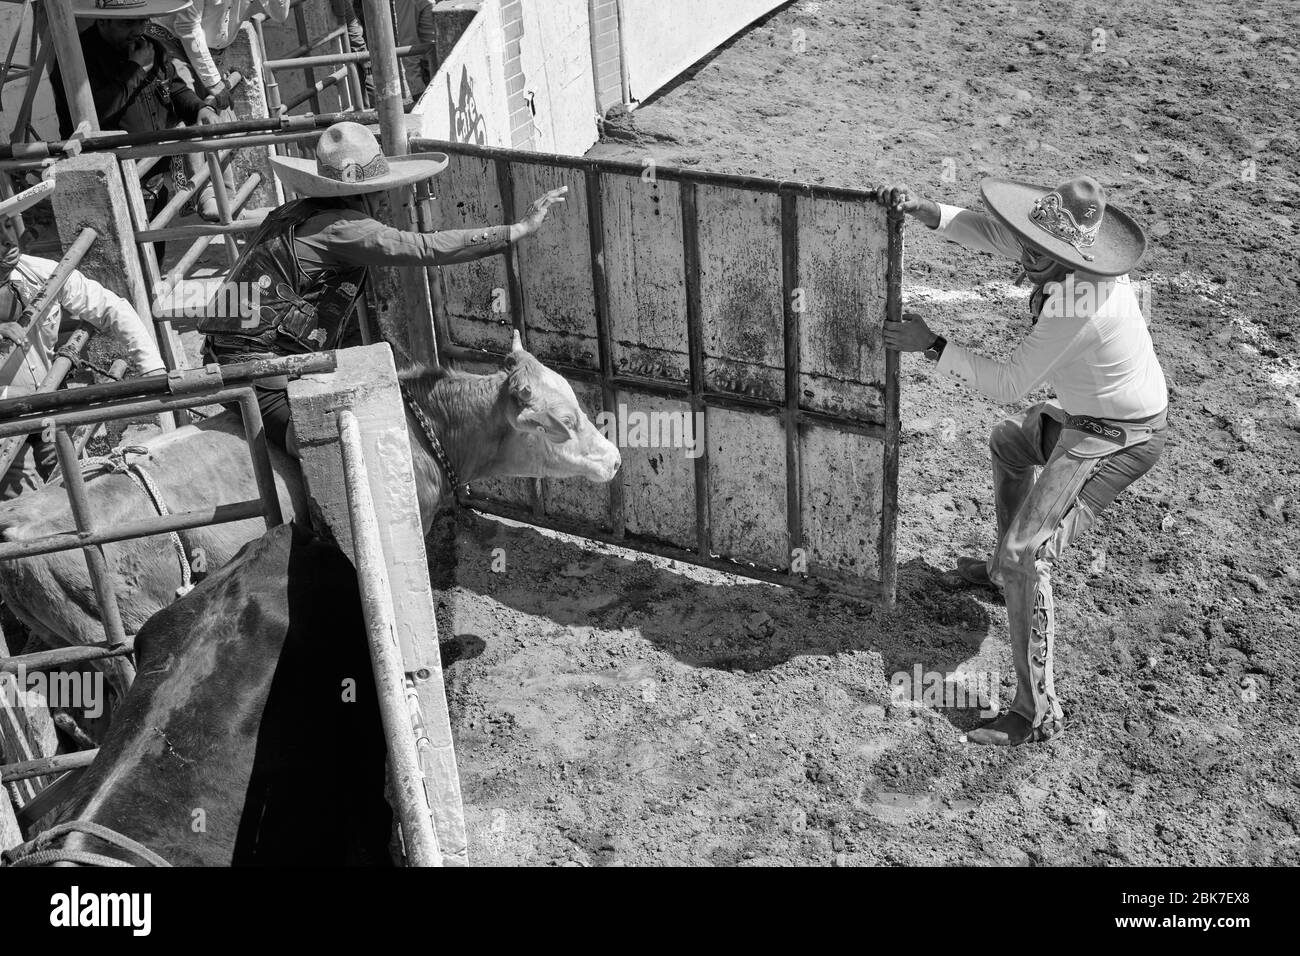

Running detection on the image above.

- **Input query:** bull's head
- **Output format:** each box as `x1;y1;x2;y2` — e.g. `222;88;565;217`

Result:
492;331;620;482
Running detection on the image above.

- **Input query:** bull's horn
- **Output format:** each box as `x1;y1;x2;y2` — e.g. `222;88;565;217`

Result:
511;328;524;353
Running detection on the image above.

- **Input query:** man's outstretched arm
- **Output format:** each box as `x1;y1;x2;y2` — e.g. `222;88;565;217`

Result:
318;187;568;267
877;184;1023;260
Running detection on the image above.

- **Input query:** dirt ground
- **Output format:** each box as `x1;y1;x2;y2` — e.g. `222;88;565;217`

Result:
433;0;1300;865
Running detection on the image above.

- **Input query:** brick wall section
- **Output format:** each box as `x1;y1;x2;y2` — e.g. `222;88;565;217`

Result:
500;0;533;148
590;0;623;112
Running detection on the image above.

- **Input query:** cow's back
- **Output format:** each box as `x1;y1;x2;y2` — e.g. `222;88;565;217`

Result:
0;412;307;646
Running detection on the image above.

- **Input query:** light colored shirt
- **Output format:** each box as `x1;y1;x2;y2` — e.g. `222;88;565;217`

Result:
932;202;1168;420
165;0;292;90
1;255;166;400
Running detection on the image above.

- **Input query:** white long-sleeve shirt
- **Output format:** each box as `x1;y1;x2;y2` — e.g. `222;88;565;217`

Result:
165;0;292;90
932;203;1168;421
1;255;166;400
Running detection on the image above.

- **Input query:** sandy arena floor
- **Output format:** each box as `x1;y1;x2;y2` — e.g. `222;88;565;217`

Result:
433;0;1299;865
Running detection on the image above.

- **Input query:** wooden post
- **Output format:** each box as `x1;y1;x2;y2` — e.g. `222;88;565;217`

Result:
288;344;467;866
45;0;99;134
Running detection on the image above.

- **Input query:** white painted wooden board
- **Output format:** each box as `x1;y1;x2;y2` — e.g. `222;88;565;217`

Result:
706;406;789;569
602;175;689;383
799;424;884;582
510;163;600;371
696;186;785;403
797;196;890;423
616;390;696;548
426;153;513;354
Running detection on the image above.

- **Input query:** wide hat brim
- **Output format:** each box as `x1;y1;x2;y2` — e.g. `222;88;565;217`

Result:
980;178;1146;276
271;152;449;197
0;179;54;219
74;0;190;18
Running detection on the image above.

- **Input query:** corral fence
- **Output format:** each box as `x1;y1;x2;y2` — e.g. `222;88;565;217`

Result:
411;138;902;604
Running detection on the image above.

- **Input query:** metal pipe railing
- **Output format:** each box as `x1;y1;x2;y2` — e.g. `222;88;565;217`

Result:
0;352;335;422
160;172;261;287
265;43;433;71
0;639;135;675
120;125;357;162
136;217;266;244
0;749;96;785
281;66;348;113
53;426;128;645
335;408;442;868
0;110;377;161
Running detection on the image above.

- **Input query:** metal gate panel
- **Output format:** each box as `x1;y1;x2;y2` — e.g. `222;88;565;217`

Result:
427;153;512;353
414;139;901;603
707;406;788;568
697;185;785;403
508;162;600;370
798;197;890;423
616;390;696;548
602;175;690;383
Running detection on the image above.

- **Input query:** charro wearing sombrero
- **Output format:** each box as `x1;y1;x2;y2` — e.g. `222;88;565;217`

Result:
880;176;1169;747
198;121;565;452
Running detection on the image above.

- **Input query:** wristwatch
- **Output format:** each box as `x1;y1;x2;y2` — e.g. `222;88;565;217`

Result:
923;335;947;362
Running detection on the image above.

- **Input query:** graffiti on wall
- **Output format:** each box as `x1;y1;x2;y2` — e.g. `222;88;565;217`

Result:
447;66;488;145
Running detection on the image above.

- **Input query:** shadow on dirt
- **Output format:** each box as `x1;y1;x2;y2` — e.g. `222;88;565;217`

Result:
434;514;996;710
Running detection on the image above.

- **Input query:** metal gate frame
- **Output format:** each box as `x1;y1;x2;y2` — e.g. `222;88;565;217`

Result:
412;138;902;605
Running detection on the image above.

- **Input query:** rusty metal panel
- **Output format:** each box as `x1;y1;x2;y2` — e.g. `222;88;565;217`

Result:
601;174;689;383
797;197;890;423
696;185;783;402
799;423;884;582
417;138;900;603
426;152;512;352
706;406;788;568
510;163;600;371
615;390;696;548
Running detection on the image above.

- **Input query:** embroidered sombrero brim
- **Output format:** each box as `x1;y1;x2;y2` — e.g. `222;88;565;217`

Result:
73;0;191;18
270;152;449;197
0;179;54;219
980;178;1146;276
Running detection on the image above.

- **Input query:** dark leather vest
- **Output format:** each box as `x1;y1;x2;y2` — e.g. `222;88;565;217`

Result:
199;198;368;357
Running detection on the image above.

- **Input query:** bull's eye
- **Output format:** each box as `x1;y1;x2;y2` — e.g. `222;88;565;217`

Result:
562;417;575;431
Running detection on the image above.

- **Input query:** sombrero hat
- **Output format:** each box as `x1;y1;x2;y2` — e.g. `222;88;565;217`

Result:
0;180;54;220
73;0;190;18
980;175;1146;276
271;122;448;198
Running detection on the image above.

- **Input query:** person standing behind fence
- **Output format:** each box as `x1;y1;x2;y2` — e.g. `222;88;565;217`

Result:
162;0;291;120
0;181;167;498
330;0;374;103
394;0;438;100
52;0;232;223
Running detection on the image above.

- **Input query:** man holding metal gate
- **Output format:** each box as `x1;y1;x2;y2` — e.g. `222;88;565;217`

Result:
879;175;1169;748
198;120;566;454
0;180;167;497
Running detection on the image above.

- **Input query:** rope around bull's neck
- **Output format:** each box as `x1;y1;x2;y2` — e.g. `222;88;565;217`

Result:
399;381;465;507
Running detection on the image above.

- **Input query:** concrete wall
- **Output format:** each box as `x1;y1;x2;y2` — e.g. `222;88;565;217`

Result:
413;0;597;156
619;0;783;104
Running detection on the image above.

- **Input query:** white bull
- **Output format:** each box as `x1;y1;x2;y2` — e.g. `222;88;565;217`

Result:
0;339;620;707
